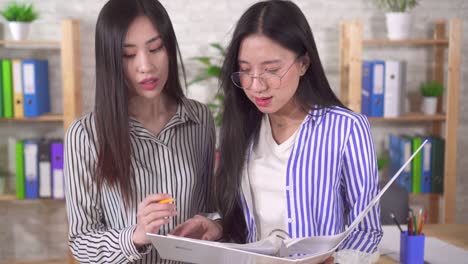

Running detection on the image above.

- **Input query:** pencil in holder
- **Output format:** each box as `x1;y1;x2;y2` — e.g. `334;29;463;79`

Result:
399;231;425;264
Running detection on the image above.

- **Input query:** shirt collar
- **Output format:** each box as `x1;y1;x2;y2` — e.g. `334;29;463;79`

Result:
179;97;201;125
129;97;200;141
305;105;332;125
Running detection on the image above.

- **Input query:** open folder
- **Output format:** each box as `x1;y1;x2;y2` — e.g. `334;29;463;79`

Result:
147;140;428;264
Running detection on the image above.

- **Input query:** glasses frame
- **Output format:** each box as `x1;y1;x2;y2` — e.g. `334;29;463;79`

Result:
231;56;301;90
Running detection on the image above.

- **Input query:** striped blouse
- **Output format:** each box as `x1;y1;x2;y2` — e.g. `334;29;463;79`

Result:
64;98;215;264
240;106;382;255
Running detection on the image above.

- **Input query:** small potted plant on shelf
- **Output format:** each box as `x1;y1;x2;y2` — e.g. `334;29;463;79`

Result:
377;151;390;182
420;80;443;115
373;0;418;40
0;1;39;40
0;166;7;195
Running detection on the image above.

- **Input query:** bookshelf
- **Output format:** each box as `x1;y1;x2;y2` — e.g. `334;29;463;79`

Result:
0;19;82;264
339;19;461;224
0;20;82;131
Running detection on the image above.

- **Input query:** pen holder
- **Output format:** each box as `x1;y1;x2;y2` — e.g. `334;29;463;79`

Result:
399;231;425;264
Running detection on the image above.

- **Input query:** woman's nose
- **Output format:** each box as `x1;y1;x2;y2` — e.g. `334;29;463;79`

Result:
249;76;267;92
137;52;154;73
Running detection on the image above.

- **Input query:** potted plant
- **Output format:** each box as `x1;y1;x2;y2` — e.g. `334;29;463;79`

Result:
1;1;39;40
377;152;390;182
0;166;7;194
420;80;443;115
373;0;418;40
189;43;225;127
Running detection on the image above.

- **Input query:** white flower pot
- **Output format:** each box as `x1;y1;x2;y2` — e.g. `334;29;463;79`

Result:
385;12;412;40
8;21;32;40
421;97;438;115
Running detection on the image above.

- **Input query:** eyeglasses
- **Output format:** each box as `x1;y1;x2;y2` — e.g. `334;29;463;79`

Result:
231;58;299;90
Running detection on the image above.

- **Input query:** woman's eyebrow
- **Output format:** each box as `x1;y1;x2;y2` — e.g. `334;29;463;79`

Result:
238;59;281;65
123;36;161;47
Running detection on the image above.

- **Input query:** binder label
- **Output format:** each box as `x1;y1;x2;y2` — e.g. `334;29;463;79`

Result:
373;64;384;94
23;64;36;95
24;143;38;180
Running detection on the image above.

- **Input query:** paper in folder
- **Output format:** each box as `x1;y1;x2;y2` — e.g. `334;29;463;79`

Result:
147;140;429;264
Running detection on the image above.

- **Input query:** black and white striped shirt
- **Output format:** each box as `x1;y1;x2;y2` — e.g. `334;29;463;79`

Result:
64;98;215;264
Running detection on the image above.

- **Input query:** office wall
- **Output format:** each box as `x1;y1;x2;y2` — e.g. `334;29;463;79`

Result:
0;0;466;261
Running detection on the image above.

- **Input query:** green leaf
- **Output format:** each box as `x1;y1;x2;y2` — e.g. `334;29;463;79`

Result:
420;81;444;97
191;56;212;66
214;93;224;102
373;0;417;12
377;152;390;170
214;114;223;127
207;103;219;109
1;2;38;22
187;73;211;86
210;43;226;56
206;66;221;77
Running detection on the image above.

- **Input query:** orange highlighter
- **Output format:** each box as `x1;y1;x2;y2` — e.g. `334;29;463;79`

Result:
158;198;175;204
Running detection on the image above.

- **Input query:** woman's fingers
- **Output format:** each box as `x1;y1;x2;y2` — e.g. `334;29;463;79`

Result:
145;218;171;234
323;256;334;264
140;209;177;233
171;220;202;238
140;203;176;217
143;210;177;224
138;193;172;210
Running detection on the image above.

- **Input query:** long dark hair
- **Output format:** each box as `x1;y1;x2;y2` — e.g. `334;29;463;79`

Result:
94;0;185;209
216;0;345;242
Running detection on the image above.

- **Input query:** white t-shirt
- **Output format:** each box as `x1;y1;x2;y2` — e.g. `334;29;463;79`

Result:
248;115;300;240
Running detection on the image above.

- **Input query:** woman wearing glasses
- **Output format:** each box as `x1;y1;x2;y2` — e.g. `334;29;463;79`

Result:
173;1;382;263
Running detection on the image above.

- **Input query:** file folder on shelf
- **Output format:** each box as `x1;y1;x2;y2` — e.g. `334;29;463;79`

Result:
12;59;24;118
22;60;50;117
39;139;52;198
361;60;385;117
24;140;39;199
51;141;64;199
2;59;13;118
383;60;406;117
15;140;25;199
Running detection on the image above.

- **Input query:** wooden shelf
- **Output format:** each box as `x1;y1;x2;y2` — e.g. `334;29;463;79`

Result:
0;20;82;264
340;19;462;224
0;259;66;264
0;39;61;47
369;113;446;122
363;39;449;45
0;114;64;122
0;195;65;202
409;193;443;198
0;194;16;201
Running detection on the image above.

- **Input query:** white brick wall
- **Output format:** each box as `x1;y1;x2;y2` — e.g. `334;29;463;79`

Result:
0;0;466;260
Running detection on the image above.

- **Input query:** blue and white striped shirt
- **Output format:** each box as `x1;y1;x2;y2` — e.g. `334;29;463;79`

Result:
240;106;382;254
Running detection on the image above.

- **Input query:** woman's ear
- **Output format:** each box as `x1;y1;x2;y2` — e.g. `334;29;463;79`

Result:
299;53;310;76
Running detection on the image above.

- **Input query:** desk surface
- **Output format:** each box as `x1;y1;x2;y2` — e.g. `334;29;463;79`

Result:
378;224;468;263
0;225;466;264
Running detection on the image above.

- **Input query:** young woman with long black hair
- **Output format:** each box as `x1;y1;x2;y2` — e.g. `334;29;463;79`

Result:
173;1;382;263
64;0;216;262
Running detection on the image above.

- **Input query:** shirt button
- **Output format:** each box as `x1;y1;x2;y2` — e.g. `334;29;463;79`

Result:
288;218;294;223
286;185;293;191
